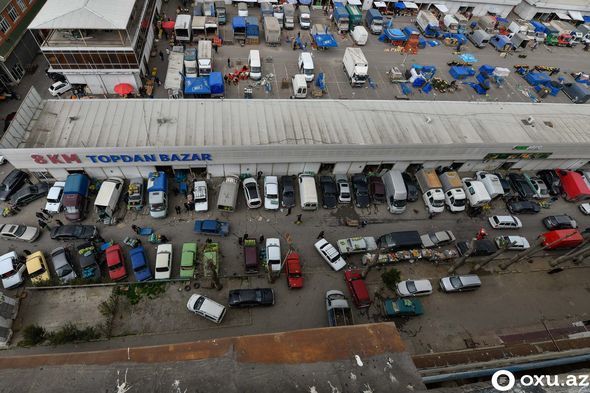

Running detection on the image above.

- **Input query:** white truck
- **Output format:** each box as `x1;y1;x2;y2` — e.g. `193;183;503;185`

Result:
439;171;466;212
197;40;212;76
283;4;295;30
299;6;311;29
94;178;124;225
326;290;354;327
416;10;439;37
461;177;491;207
264;16;281;46
351;25;368;45
415;168;445;214
292;74;308;98
475;171;504;199
165;48;184;98
337;236;377;255
382;170;407;214
342;47;368;87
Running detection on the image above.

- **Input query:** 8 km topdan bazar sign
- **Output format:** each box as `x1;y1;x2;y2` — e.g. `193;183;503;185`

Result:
30;152;213;165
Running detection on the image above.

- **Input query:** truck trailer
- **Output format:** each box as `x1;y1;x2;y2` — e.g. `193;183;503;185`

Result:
342;47;368;87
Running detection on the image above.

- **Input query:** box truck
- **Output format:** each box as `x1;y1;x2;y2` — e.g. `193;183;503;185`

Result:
439;171;466;212
342;47;368;87
415;169;445;213
382;170;407;214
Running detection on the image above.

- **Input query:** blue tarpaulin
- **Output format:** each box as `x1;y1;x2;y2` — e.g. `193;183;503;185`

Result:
442;32;467;45
479;64;495;75
524;71;551;86
209;72;224;96
316;72;326;90
465;82;487;95
313;33;338;48
449;66;475;80
395;2;405;9
400;83;412;95
459;53;478;63
584;16;590;23
379;28;406;42
299;0;312;4
184;77;211;95
246;17;259;37
232;16;246;30
530;21;546;33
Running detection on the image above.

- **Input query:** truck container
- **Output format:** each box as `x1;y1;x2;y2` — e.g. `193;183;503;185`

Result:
215;1;226;24
202;1;215;17
63;173;90;222
191;16;206;40
217;175;240;212
197;40;212;76
273;4;284;29
345;4;362;30
165;48;184;98
245;16;260;43
439;171;466;212
365;8;383;34
203;242;220;279
283;4;295;30
342;47;368;87
475;171;504;199
415;168;445;213
147;172;168;219
175;14;192;42
264;16;281;46
454;13;468;33
467;29;491;48
232;16;246;43
478;15;497;33
326;290;354;327
461;177;491;207
209;71;224;98
443;14;459;33
184;47;197;77
299;5;311;29
333;4;350;33
205;16;218;35
382;170;407;214
416;10;439;37
350;25;368;45
337;236;377;255
377;230;422;251
94;178;124;225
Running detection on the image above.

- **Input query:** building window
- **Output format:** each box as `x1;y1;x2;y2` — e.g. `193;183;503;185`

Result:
31;171;56;182
0;17;10;33
11;63;24;81
16;0;26;11
7;5;19;22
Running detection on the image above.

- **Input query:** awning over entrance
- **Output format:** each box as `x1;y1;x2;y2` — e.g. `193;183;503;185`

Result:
568;10;584;21
554;11;571;20
403;1;418;9
374;1;387;7
434;4;448;13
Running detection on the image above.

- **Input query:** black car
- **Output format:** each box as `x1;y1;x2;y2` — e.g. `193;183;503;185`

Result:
508;173;535;199
507;200;540;214
11;183;49;207
402;173;419;202
537;170;561;196
543;215;577;230
228;288;275;307
76;242;101;280
319;176;338;209
368;176;386;203
351;173;370;208
0;169;29;201
493;173;512;195
280;176;295;208
456;239;497;257
50;225;99;241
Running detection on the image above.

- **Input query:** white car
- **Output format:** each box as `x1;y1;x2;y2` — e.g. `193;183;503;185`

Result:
314;238;346;271
396;279;433;297
186;294;227;324
488;215;522;229
193;180;208;212
242;177;262;209
0;251;26;289
45;181;66;214
48;81;72;96
494;235;530;250
0;224;40;242
579;203;590;215
335;174;352;204
154;243;173;279
264;176;280;210
265;238;281;272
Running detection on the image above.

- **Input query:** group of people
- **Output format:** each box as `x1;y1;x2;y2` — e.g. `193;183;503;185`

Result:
35;209;63;231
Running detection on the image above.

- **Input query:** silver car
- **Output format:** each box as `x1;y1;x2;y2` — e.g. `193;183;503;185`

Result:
50;247;77;283
439;275;481;293
420;230;456;248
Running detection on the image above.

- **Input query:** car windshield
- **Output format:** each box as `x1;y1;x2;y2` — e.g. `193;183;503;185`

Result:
65;205;77;213
57;265;73;278
29;264;46;278
407;281;417;293
193;296;205;310
341;192;350;198
454;199;466;206
133;265;146;272
152;203;165;210
156;266;169;272
1;270;15;279
109;262;123;271
283;191;293;198
246;184;258;196
14;225;26;237
450;276;463;288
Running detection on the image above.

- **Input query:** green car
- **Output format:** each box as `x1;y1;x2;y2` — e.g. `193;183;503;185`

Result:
180;243;197;278
383;298;424;317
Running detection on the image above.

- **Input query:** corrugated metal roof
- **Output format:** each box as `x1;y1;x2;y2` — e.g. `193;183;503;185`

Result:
24;99;590;149
29;0;135;30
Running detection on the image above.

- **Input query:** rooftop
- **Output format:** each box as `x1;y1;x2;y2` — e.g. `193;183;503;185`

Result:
18;98;590;149
0;0;44;59
28;0;135;30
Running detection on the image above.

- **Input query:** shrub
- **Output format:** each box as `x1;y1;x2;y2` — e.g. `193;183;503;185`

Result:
19;324;46;346
47;323;100;345
381;268;401;292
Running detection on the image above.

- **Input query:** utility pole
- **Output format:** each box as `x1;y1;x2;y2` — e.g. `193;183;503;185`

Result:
471;240;517;273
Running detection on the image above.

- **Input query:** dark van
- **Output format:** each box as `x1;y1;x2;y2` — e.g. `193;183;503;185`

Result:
0;169;28;201
377;230;422;251
243;239;259;273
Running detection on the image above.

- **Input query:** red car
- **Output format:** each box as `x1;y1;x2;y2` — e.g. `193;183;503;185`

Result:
344;269;371;308
285;252;303;288
106;244;127;281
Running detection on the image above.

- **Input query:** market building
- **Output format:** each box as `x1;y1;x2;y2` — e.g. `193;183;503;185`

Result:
513;0;590;22
28;0;161;95
1;88;590;182
401;0;519;18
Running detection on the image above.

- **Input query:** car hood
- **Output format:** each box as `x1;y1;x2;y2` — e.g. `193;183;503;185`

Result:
22;226;39;241
45;201;61;212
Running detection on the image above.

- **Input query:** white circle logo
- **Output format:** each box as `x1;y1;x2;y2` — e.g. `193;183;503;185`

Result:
492;370;516;391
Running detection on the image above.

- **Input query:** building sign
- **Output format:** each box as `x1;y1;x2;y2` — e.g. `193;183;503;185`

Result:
512;145;543;151
485;152;552;160
30;153;213;165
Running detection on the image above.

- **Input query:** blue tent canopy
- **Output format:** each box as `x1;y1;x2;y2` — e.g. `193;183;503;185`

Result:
530;21;546;33
380;28;406;42
209;72;224;96
394;2;405;9
232;16;246;29
185;77;211;95
313;33;338;48
584;16;590;23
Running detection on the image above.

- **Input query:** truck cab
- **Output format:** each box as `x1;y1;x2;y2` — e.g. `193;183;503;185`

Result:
147;172;168;218
439;171;466;212
326;290;354;327
415;168;444;213
299;6;311;29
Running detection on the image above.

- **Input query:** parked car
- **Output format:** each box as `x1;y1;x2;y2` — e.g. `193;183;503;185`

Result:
0;224;40;242
537;170;561;196
396;279;433;297
106;244;127;281
11;183;49;207
383;298;424;317
579;203;590;215
77;242;100;280
243;177;262;208
420;230;455;248
351;173;370;208
266;237;281;273
26;251;50;284
129;246;152;282
50;247;77;283
45;181;66;213
508;173;535;199
280;176;296;208
285;252;303;288
493;173;512;195
319;176;338;209
228;288;275;307
439;275;482;292
494;235;530;250
154;243;173;279
0;169;28;201
525;175;549;199
193;180;208;212
0;251;26;289
456;239;497;256
180;243;197;278
314;238;347;271
187;294;226;323
50;225;98;241
507;200;540;214
344;269;371;308
48;80;72;96
264;176;280;210
193;219;229;236
335;174;351;204
488;215;522;229
368;176;386;203
402;173;419;202
543;214;577;230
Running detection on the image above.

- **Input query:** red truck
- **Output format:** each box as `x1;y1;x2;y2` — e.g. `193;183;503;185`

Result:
285;252;303;288
344;269;371;308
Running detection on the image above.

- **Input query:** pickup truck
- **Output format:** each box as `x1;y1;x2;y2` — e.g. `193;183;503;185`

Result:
337;236;377;255
326;290;354;327
383;298;424;317
193;219;229;236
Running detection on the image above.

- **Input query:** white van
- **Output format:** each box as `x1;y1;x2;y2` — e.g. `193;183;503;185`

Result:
461;177;491;207
248;50;262;80
298;52;314;82
186;294;227;323
292;74;307;98
382;170;407;214
475;171;504;199
298;174;318;210
94;177;124;224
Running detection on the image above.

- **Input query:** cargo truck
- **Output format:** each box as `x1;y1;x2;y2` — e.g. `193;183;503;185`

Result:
94;178;124;225
127;178;144;211
147;172;168;219
198;40;212;76
215;1;226;24
273;5;284;29
264;16;281;46
63;173;90;222
217;175;240;212
416;10;439;38
184;47;197;78
299;6;311;29
342;47;368;87
165;48;184;98
191;16;206;40
283;4;295;29
415;168;445;213
461;177;491;207
326;290;354;327
345;4;362;30
382;170;407;214
365;8;383;34
549;20;575;46
439;171;466;212
333;4;350;33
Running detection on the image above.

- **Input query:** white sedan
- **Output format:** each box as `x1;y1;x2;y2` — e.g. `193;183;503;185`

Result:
0;224;40;242
396;279;433;297
314;238;346;271
154;244;172;279
494;235;530;250
48;81;72;96
579;203;590;215
263;176;279;210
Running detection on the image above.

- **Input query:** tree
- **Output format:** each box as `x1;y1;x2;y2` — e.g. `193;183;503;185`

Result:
381;268;401;291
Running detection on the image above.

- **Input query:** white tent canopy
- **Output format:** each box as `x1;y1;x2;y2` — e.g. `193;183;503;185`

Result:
568;10;584;21
554;11;571;20
374;1;387;7
404;2;418;9
348;0;362;5
29;0;135;30
434;4;449;13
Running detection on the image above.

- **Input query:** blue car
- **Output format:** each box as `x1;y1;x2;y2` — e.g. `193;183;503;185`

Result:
129;246;152;282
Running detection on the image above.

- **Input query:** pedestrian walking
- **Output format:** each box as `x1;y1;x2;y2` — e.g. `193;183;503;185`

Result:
238;236;243;246
286;207;292;216
184;202;190;212
295;214;302;224
165;47;170;55
213;43;218;53
160;234;169;242
317;230;324;239
159;51;164;61
259;235;264;243
55;219;64;227
132;224;139;234
38;220;49;230
244;233;249;240
175;205;181;215
227;58;231;68
35;212;46;221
